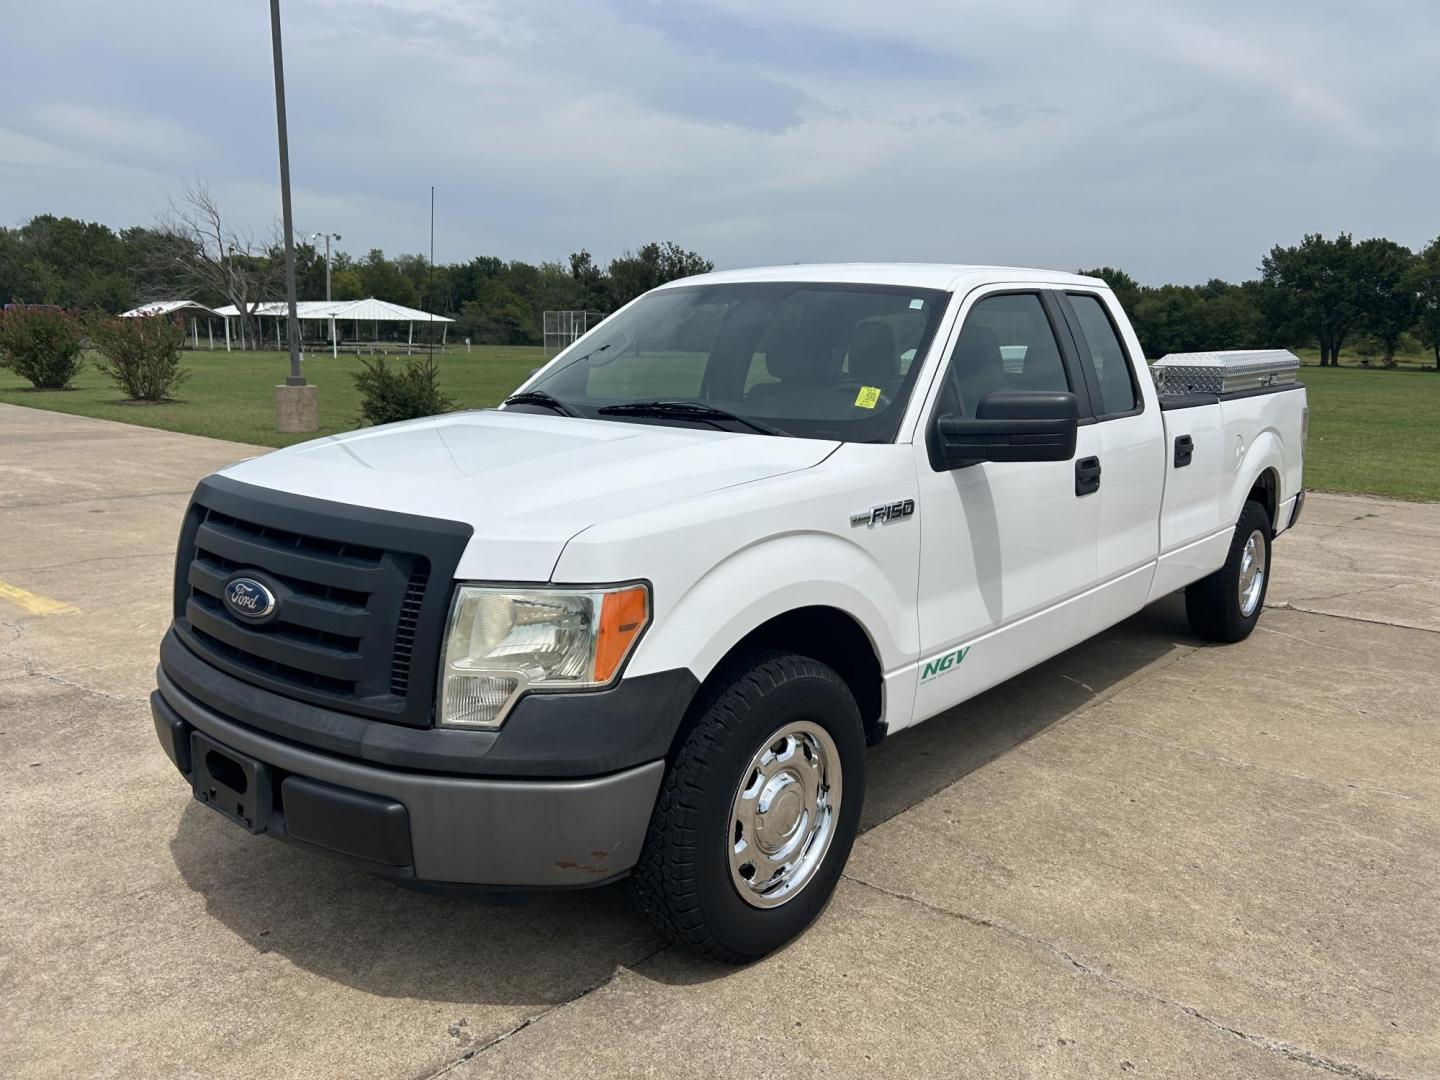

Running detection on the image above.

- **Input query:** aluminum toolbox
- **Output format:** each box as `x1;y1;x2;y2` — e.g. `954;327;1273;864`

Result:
1151;350;1300;396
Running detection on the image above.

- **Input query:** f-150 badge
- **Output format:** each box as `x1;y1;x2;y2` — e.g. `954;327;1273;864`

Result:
850;499;915;528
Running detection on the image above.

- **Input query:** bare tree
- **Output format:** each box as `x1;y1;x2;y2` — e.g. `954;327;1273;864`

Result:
152;181;282;350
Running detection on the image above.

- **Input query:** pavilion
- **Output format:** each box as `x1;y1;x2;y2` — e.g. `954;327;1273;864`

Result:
209;297;455;355
118;300;227;350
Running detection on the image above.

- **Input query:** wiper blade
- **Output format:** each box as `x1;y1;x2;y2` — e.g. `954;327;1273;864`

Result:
596;400;786;437
502;390;581;417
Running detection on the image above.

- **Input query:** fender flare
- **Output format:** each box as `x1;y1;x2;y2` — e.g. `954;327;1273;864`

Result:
626;530;912;685
1228;428;1286;526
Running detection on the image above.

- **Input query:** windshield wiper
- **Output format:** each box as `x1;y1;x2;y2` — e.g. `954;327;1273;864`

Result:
502;390;582;417
596;400;786;437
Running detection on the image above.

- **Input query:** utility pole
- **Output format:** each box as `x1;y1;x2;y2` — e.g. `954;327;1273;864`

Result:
310;231;340;356
269;0;317;432
310;232;340;302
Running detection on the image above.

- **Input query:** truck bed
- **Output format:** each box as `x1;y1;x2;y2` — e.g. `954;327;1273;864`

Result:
1150;382;1307;601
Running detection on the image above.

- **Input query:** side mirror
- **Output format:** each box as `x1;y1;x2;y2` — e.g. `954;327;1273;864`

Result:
929;391;1079;470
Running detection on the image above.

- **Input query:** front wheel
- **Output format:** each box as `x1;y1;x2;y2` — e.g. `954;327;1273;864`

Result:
630;649;865;963
1185;499;1273;643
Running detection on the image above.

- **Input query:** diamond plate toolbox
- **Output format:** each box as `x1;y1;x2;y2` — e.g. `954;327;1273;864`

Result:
1151;350;1300;396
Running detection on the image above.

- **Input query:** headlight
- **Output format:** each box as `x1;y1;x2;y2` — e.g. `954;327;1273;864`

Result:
437;583;650;729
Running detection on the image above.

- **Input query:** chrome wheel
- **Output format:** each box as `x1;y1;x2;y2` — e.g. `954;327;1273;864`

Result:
1238;528;1267;617
728;720;842;909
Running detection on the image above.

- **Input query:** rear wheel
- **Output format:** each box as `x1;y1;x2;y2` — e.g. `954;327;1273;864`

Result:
631;648;865;963
1185;499;1272;643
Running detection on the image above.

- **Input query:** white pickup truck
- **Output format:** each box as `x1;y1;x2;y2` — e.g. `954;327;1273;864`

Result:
152;264;1306;961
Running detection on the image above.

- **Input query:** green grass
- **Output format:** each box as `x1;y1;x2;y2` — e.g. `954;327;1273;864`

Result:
1292;360;1440;501
0;345;544;448
2;343;1437;500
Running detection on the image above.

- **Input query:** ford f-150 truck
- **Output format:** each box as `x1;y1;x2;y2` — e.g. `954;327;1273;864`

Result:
152;264;1306;961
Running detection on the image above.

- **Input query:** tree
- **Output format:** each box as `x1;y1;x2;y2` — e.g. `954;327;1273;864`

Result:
1078;266;1142;316
568;249;610;311
1354;238;1417;366
356;249;420;306
0;215;137;311
1261;233;1361;367
606;242;713;308
1406;236;1440;370
152;182;281;350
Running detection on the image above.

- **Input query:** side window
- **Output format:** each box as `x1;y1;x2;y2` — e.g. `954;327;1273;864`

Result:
1069;293;1138;415
939;293;1069;415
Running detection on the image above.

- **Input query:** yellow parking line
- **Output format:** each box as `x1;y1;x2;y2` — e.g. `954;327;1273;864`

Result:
0;580;80;616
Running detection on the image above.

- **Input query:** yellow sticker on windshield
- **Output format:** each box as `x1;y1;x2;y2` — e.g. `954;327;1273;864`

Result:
855;386;881;409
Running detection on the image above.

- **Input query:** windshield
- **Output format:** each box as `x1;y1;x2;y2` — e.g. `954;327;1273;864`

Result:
522;281;952;442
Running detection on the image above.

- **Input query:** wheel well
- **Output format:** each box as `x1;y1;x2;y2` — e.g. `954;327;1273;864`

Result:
690;606;885;748
1247;468;1280;532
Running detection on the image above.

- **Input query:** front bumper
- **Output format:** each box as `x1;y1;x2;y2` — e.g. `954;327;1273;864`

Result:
153;671;666;888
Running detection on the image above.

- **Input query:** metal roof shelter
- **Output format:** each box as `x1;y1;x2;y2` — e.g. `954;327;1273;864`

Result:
119;300;226;350
213;297;453;355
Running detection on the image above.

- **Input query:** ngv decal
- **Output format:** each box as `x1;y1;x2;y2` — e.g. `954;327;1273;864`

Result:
850;498;915;528
920;645;970;683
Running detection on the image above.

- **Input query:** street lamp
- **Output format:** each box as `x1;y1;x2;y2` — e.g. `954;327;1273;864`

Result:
268;0;317;433
310;231;341;357
308;232;341;302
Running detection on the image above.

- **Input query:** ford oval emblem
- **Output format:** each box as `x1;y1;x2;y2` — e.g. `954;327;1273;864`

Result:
223;576;277;622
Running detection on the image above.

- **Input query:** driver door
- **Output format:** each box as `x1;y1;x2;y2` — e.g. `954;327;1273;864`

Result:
910;287;1102;725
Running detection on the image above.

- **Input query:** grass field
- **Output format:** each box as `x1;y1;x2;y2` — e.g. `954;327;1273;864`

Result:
0;345;543;448
2;344;1437;500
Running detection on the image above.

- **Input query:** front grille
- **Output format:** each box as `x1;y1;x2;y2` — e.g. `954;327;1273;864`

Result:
173;475;472;727
390;562;430;697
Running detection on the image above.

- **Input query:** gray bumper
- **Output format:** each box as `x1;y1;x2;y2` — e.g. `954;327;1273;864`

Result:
153;672;663;887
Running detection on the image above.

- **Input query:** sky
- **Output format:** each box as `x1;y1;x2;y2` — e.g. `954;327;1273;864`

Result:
2;0;1437;284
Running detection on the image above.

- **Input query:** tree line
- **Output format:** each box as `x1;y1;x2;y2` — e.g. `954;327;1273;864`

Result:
1084;233;1440;368
3;203;1437;367
0;185;713;350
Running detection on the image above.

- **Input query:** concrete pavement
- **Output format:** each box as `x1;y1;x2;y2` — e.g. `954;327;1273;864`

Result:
1;402;1436;1079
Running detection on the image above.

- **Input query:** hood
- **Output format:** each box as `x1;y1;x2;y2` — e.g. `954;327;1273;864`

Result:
220;410;837;580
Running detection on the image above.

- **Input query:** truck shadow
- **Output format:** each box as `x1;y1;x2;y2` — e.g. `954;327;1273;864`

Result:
168;594;1199;1003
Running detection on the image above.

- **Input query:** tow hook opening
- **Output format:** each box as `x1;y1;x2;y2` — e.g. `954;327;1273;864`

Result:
205;749;249;795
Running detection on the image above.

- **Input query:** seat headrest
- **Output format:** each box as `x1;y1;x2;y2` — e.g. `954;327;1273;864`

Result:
763;330;828;382
956;325;1005;381
847;322;898;385
951;324;1010;412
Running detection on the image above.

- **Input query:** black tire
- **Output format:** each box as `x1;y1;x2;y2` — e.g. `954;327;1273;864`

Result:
1185;499;1273;643
630;648;865;963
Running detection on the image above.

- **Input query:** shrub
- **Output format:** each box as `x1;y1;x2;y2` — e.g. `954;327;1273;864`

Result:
352;355;455;426
0;306;85;389
89;315;188;401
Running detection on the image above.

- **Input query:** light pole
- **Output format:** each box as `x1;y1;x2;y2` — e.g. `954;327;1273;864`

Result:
310;232;341;357
268;0;317;432
308;232;340;302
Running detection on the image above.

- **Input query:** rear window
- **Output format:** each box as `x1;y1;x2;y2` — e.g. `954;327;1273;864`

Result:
1069;293;1138;414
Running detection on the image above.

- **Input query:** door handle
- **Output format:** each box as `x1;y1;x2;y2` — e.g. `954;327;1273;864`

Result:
1174;434;1194;468
1075;455;1101;496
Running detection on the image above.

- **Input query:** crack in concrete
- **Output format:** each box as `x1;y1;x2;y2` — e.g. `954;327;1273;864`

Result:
418;944;671;1079
1282;575;1440;606
0;550;173;575
1268;602;1440;638
1088;718;1418;801
0;488;195;511
842;875;1405;1080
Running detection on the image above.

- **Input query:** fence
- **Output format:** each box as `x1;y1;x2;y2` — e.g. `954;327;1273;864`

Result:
542;310;605;360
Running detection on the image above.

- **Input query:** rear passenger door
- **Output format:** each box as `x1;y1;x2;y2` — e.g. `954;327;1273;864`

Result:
1056;291;1165;623
911;288;1103;724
